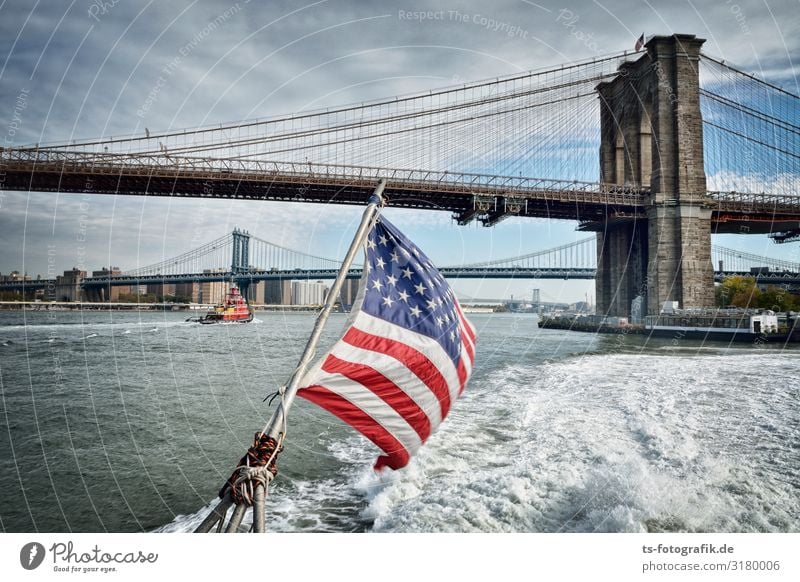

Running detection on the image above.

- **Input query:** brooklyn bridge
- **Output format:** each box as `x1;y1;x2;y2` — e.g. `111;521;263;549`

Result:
1;34;798;315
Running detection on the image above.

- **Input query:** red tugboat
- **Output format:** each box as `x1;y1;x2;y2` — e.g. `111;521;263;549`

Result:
188;284;254;324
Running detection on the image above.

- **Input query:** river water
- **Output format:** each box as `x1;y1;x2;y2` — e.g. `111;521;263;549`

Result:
0;310;797;533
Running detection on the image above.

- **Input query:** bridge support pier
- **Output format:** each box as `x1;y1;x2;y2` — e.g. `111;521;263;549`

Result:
645;204;713;315
596;222;647;319
594;34;715;317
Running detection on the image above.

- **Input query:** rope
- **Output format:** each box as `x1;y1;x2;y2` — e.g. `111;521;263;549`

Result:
219;430;285;506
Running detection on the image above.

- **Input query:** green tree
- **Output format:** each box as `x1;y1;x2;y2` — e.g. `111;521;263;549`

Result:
716;276;760;308
717;277;800;310
757;286;797;311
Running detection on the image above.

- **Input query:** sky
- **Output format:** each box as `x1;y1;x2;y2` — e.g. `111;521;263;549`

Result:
1;0;798;303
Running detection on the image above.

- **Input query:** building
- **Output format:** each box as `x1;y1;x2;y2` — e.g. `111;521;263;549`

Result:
54;268;86;302
174;282;200;303
265;279;292;305
199;270;229;304
0;270;27;282
247;281;267;305
0;271;37;300
337;278;361;308
291;280;328;306
90;267;127;301
146;282;177;299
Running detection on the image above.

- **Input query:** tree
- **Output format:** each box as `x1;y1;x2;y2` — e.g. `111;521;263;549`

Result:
717;277;799;311
757;286;797;311
716;276;759;308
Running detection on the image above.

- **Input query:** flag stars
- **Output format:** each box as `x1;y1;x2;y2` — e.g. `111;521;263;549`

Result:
356;223;471;369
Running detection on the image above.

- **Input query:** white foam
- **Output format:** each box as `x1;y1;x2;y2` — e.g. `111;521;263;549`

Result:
155;349;799;533
357;353;799;532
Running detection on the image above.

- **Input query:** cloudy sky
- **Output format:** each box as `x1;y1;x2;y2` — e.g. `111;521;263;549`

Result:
1;0;798;302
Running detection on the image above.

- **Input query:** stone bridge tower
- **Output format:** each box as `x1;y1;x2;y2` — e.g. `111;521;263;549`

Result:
594;34;714;317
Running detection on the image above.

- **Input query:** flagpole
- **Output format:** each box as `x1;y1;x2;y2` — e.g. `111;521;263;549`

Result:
262;178;386;440
194;179;386;533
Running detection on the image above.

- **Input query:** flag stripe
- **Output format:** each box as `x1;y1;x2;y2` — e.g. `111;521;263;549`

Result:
354;312;463;404
343;326;453;418
454;305;476;368
301;370;422;455
456;359;468;395
320;354;432;442
328;341;444;427
460;325;475;365
460;337;474;379
299;385;410;470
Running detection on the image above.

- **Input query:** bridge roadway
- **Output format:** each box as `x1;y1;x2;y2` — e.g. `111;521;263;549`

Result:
2;153;799;232
4;267;800;294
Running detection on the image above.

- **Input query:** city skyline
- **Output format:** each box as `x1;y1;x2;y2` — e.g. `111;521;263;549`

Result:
1;0;797;304
0;261;558;305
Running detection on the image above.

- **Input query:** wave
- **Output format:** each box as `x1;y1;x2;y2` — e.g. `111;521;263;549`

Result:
156;352;799;533
361;354;799;532
1;320;187;331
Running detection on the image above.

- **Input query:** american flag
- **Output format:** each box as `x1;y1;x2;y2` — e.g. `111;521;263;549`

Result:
297;216;477;470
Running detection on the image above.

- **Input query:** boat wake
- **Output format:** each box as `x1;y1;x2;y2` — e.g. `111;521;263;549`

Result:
158;350;799;533
358;354;799;532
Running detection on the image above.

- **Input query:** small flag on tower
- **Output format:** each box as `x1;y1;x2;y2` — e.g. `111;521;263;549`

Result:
298;216;477;470
635;34;645;51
